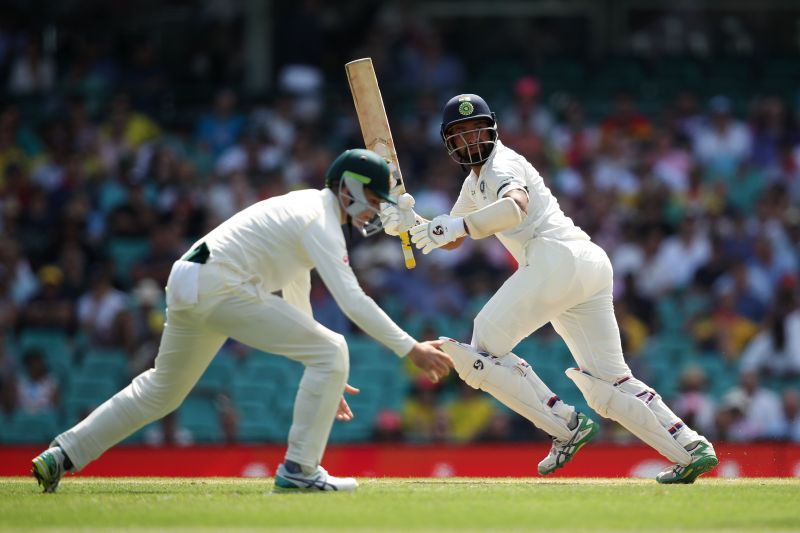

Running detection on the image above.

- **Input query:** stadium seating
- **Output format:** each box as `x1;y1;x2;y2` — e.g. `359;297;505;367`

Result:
0;410;61;444
78;349;130;389
63;376;119;426
105;237;152;284
178;396;223;443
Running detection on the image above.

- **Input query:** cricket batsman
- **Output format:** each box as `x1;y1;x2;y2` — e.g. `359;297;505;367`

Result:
32;148;453;493
380;94;717;483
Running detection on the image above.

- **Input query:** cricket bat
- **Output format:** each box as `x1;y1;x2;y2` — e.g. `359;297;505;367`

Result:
345;57;416;269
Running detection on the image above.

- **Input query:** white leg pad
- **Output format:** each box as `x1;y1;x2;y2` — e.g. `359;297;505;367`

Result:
440;337;572;439
566;368;691;464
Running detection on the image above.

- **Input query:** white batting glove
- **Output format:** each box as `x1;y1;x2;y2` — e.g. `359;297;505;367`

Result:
380;193;417;236
409;214;467;254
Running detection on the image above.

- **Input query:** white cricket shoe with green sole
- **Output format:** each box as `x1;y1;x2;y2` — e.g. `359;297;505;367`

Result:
538;412;599;475
32;447;67;493
656;440;718;484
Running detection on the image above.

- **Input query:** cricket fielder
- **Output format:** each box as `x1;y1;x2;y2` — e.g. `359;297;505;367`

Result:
32;148;453;493
381;94;717;483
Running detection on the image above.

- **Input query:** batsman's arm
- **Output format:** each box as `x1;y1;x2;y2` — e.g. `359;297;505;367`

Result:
439;237;466;250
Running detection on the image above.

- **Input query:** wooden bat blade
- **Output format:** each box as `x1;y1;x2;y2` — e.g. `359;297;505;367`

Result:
346;58;415;269
345;58;405;196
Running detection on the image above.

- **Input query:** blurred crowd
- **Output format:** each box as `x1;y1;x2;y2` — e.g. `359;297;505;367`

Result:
0;4;799;446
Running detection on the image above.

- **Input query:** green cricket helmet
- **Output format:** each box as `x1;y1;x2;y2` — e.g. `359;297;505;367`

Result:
325;148;395;236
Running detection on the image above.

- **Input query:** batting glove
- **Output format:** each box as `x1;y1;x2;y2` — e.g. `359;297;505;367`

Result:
380;193;418;236
409;214;467;254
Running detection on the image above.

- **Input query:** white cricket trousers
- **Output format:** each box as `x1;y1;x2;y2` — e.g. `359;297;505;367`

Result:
55;262;348;471
472;237;700;445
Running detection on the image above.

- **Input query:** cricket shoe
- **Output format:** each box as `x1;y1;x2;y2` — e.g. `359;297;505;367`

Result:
656;440;718;484
274;463;358;492
537;412;599;475
32;446;68;493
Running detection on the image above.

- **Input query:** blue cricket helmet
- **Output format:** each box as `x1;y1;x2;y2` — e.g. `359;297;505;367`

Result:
440;94;498;166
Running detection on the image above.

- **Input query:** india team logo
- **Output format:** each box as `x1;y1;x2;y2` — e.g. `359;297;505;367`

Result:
458;101;474;116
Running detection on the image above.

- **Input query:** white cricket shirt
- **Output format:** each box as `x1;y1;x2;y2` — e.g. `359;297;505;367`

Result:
197;188;416;356
450;140;589;263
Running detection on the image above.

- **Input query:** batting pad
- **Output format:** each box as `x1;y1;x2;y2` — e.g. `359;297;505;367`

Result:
566;368;692;465
440;337;573;440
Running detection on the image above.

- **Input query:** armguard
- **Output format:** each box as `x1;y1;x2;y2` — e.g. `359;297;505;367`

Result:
464;197;524;239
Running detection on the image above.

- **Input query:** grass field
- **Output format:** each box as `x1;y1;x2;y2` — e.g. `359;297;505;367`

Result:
1;477;799;531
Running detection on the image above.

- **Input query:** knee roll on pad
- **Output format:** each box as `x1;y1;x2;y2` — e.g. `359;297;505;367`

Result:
439;337;503;388
566;368;692;464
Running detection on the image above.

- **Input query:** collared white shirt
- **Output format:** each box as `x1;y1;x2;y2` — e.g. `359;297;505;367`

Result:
450;140;589;263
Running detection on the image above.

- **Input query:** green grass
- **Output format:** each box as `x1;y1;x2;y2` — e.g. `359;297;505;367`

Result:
1;477;799;531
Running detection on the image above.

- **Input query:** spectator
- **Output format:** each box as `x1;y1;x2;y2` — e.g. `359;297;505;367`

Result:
749;96;792;172
7;39;54;94
0;331;16;414
713;260;768;323
592;132;640;197
503;76;555;139
600;92;653;143
372;409;405;442
693;95;752;179
445;381;497;443
0;236;38;305
215;129;284;180
651;130;694;194
650;215;712;292
739;288;800;377
195;88;246;158
97;93;161;174
693;282;759;362
778;389;800;442
76;265;131;350
400;29;465;99
716;370;784;441
14;349;59;414
402;375;447;443
615;299;649;359
671;366;716;438
128;277;165;370
18;265;74;332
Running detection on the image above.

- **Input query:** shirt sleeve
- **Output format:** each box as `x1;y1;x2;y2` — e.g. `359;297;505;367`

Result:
301;219;417;357
281;270;312;318
450;178;478;217
485;160;528;200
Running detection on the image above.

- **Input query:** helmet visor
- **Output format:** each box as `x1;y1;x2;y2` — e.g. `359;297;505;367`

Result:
443;123;498;165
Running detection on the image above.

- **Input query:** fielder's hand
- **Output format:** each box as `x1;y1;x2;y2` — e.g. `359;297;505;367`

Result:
409;215;467;254
380;193;417;236
336;384;360;421
406;340;453;382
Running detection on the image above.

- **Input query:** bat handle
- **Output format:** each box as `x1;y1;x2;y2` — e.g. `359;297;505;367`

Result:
399;232;416;269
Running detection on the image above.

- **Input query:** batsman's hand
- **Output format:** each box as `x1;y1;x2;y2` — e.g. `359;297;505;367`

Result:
409;214;467;254
336;384;360;421
380;193;418;236
406;340;453;382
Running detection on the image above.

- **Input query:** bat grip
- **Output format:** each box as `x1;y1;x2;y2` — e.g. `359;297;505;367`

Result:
399;232;416;269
